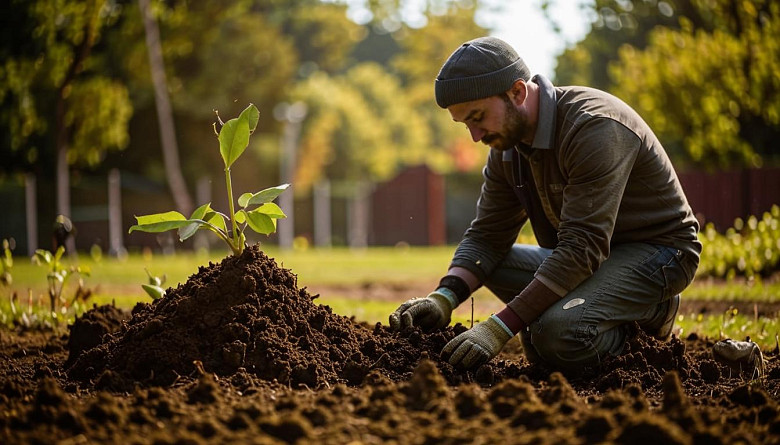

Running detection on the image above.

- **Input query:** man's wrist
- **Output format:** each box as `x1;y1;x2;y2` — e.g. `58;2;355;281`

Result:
438;275;471;304
495;306;525;335
506;278;561;326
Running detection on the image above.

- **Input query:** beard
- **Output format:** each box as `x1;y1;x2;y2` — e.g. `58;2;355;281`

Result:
481;96;532;151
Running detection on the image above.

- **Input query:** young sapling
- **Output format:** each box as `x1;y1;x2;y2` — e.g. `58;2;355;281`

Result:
128;104;289;255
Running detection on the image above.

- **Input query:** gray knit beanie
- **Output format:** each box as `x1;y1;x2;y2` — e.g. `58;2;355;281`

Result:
435;37;531;108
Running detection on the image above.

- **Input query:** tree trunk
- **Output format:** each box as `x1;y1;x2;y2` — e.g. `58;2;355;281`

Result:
54;24;95;256
138;0;193;215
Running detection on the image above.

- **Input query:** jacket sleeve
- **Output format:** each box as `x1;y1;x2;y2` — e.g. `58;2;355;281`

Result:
449;148;527;283
535;117;641;292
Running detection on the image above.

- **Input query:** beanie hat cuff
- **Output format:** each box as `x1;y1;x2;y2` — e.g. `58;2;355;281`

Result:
435;58;527;108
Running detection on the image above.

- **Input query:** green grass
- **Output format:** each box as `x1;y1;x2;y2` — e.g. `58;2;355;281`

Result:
2;246;779;348
682;276;780;302
317;288;500;328
8;245;457;295
676;311;780;349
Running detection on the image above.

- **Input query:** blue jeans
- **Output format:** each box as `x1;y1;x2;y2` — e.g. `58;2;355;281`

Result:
483;243;697;373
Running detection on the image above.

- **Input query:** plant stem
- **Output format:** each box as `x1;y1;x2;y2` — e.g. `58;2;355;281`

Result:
224;167;241;254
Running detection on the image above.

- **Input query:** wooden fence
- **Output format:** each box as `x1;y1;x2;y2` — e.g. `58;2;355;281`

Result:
678;167;780;230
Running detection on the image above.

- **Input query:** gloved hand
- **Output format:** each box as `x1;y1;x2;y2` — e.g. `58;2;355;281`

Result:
441;315;513;369
389;288;457;332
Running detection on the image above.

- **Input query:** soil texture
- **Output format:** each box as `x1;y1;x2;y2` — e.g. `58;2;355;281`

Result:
2;245;780;444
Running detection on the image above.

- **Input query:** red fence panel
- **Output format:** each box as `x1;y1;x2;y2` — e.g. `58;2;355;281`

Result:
678;168;780;230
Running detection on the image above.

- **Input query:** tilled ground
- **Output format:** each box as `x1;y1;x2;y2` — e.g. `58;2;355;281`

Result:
1;245;779;444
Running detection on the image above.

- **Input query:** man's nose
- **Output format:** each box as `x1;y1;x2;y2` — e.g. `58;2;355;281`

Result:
467;125;484;143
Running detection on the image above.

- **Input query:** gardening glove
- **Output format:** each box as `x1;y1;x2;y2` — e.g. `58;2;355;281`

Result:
441;315;513;369
389;288;457;332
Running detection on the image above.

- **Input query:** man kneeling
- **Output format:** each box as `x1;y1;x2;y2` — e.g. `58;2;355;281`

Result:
389;37;700;373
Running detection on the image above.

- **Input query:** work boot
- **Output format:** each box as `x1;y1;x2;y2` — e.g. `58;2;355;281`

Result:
654;294;680;341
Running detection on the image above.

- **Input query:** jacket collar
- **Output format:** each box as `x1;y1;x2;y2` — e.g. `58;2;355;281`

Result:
530;74;556;150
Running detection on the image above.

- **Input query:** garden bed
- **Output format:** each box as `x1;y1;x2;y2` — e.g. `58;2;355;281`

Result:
2;245;779;444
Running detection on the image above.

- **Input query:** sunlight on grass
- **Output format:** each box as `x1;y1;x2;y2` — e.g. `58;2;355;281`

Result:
316;289;498;328
676;309;780;350
2;246;778;346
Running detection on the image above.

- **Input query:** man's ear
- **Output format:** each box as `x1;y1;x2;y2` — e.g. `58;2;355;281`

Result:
507;79;527;107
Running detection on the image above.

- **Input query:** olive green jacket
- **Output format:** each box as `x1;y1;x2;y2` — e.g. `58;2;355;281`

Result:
450;75;701;296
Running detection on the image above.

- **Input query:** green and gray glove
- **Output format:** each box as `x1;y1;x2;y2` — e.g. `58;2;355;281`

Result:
441;315;513;369
389;288;458;332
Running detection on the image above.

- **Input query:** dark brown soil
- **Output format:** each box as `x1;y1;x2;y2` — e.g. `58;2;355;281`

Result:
2;244;779;444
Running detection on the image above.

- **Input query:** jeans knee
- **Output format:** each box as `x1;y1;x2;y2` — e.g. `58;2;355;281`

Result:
529;314;601;372
529;315;627;373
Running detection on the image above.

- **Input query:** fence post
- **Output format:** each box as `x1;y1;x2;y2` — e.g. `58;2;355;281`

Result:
24;173;37;256
108;168;126;257
348;182;370;250
313;180;331;248
275;101;307;250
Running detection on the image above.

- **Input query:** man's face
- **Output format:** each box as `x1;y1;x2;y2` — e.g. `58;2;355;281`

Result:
448;94;529;151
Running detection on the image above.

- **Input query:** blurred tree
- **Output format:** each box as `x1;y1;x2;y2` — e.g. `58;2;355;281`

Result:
552;0;683;89
291;63;429;188
0;0;132;226
552;0;780;168
288;0;491;192
101;0;364;202
138;0;192;215
610;1;779;168
391;1;490;173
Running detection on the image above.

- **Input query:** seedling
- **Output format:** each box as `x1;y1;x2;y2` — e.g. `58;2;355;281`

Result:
128;104;289;255
142;268;167;300
33;245;91;313
1;239;13;292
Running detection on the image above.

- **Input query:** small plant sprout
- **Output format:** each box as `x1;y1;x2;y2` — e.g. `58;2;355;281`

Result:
1;238;13;291
142;268;167;300
32;245;91;313
128;104;289;255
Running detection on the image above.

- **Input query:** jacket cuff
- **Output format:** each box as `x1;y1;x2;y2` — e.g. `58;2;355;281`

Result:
495;306;525;335
506;278;561;326
438;275;471;305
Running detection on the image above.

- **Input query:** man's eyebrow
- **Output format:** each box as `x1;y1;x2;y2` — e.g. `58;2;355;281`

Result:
455;109;480;123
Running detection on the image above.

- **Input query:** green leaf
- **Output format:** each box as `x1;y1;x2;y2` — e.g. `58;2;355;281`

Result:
129;220;193;234
34;249;52;265
244;211;276;235
242;184;290;207
142;284;165;300
189;203;213;220
205;212;228;234
239;104;260;133
178;221;206;242
235;210;247;224
252;203;286;219
53;246;65;264
133;211;186;225
237;192;253;208
129;211;189;234
178;203;214;241
218;115;250;168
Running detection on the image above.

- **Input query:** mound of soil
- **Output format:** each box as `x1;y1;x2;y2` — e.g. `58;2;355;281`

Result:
67;245;473;390
2;244;780;444
65;303;128;367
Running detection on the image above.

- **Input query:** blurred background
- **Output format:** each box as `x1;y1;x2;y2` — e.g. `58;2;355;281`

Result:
1;0;778;256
